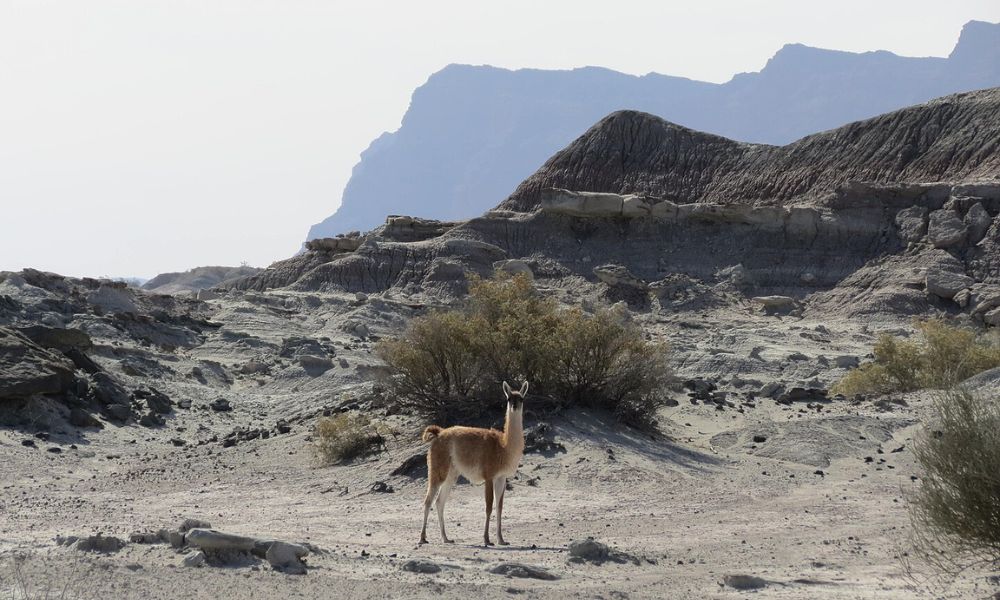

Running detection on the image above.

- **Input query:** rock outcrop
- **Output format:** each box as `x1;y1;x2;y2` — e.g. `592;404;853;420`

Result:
229;89;1000;325
307;20;1000;241
143;266;261;296
0;327;75;401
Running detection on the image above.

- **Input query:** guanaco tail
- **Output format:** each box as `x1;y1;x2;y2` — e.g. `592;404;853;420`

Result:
419;381;528;546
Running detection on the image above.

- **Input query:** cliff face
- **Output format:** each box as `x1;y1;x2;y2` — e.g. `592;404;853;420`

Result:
234;88;1000;326
307;20;1000;241
502;88;1000;210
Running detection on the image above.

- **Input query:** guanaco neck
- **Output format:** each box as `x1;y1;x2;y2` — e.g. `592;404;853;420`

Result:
502;405;525;457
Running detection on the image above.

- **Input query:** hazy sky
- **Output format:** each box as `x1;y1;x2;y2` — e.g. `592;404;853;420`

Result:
2;1;999;279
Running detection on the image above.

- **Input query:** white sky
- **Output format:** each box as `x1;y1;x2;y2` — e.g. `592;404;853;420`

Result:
2;1;999;279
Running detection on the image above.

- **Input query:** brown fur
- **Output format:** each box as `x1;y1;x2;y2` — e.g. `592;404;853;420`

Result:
419;381;527;546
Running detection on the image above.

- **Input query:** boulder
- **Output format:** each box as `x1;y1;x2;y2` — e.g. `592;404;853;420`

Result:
969;285;1000;317
927;209;968;248
965;202;992;244
184;529;257;553
0;327;76;400
87;284;139;315
90;372;129;403
298;354;333;374
751;296;798;315
209;398;232;412
305;236;362;253
493;259;533;280
265;541;309;575
960;367;1000;392
834;355;860;369
15;325;93;353
925;269;974;300
488;562;559;580
69;408;103;429
593;265;647;290
955;288;972;308
135;387;172;414
540;188;623;217
895;206;928;242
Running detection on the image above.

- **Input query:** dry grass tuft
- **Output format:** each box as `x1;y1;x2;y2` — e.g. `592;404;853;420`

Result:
909;388;1000;577
313;413;388;465
831;319;1000;397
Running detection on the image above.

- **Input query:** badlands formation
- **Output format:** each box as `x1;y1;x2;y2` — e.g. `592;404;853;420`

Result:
2;88;1000;598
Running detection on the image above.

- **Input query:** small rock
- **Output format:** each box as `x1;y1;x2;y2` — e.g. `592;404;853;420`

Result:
568;538;610;563
21;439;36;448
723;574;767;590
752;435;767;443
74;534;126;553
370;481;394;493
179;518;212;533
265;541;309;575
489;562;559;580
209;398;232;412
182;551;207;568
402;559;442;574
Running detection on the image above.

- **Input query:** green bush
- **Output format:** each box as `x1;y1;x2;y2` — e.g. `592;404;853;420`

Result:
831;320;1000;396
910;388;1000;574
313;413;386;465
378;274;673;428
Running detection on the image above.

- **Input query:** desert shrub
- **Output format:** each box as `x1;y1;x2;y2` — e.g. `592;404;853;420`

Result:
831;320;1000;396
909;388;1000;575
313;413;386;465
378;274;672;428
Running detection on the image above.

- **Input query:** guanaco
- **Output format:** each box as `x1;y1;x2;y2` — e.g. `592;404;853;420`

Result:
419;381;528;546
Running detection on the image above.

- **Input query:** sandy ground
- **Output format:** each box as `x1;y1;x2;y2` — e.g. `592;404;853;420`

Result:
1;285;996;599
2;388;992;599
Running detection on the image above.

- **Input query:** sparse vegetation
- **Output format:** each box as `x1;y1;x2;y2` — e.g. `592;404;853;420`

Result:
831;320;1000;397
313;413;387;465
909;388;1000;576
378;273;673;428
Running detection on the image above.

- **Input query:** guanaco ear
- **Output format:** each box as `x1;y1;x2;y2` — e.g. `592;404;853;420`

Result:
502;381;513;398
519;381;529;396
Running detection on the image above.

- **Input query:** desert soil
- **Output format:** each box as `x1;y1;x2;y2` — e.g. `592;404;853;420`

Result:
1;287;993;599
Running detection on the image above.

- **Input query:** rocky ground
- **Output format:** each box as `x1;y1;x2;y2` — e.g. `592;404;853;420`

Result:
1;268;996;599
4;90;1000;599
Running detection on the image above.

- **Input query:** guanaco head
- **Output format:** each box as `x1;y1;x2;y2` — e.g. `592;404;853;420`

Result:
502;381;529;412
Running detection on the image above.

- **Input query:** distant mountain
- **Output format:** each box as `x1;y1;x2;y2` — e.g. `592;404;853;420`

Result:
308;20;1000;241
142;266;261;295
